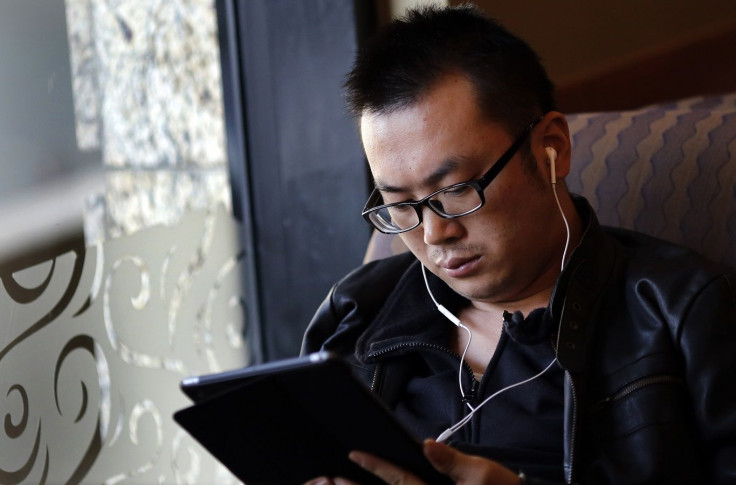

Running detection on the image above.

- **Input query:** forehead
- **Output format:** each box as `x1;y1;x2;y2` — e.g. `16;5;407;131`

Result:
360;75;510;191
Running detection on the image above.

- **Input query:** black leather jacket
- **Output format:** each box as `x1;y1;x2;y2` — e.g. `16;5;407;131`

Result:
302;200;736;484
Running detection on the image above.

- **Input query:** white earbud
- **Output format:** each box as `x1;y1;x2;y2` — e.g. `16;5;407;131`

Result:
544;145;571;272
545;146;557;185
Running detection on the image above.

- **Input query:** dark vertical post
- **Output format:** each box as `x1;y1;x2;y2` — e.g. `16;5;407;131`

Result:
217;0;372;361
216;0;265;363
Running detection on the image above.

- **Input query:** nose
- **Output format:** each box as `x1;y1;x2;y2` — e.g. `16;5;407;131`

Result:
421;207;464;246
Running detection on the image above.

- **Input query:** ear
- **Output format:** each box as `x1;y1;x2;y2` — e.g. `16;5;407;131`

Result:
532;111;571;183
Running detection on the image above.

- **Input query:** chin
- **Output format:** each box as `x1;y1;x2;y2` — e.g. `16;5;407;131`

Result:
459;288;501;303
445;277;502;303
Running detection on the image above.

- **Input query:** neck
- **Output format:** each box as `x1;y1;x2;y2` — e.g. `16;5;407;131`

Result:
469;284;554;320
454;287;552;376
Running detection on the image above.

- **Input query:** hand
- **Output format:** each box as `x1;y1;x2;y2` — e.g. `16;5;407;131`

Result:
310;439;522;485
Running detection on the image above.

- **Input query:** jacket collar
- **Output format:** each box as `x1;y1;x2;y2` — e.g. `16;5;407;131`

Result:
551;196;617;373
356;258;465;362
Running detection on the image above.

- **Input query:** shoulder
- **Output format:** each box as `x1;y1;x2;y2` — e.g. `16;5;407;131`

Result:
333;251;418;300
598;226;735;337
301;252;418;356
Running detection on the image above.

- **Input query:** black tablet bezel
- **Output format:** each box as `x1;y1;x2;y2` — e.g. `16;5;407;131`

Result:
174;352;452;485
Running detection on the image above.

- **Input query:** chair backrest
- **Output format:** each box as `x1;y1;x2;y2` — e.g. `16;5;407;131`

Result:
566;93;736;269
364;93;736;269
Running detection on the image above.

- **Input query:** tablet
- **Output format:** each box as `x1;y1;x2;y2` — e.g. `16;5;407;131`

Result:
173;352;452;485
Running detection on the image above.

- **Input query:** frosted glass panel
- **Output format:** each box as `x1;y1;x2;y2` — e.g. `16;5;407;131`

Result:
0;207;247;484
1;0;250;481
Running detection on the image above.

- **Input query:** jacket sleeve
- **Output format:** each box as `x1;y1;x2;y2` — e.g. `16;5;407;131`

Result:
678;272;736;483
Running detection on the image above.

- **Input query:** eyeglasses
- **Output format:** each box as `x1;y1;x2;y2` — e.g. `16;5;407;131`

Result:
362;117;542;234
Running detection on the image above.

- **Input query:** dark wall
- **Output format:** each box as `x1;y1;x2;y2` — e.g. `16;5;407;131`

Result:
457;0;736;112
217;0;372;361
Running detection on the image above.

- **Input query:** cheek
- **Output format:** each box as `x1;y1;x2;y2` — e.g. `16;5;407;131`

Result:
463;196;542;253
483;171;549;226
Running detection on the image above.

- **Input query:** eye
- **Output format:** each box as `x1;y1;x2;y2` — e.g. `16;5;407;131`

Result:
442;185;473;197
388;204;412;214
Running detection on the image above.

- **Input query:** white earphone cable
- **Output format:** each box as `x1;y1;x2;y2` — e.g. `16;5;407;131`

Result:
422;265;475;410
436;356;558;442
551;182;571;272
424;171;573;442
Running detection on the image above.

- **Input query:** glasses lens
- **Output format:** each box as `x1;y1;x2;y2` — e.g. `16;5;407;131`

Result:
369;204;418;233
429;184;482;216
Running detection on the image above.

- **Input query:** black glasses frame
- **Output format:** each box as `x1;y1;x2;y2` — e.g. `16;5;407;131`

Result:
362;117;543;234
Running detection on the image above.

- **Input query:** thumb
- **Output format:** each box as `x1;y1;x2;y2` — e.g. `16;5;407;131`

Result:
422;439;458;474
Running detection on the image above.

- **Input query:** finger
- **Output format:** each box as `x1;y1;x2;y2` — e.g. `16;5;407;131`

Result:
349;450;426;485
333;477;361;485
302;478;334;485
423;440;522;485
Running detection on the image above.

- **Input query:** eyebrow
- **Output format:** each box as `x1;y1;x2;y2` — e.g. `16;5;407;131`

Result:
374;159;463;194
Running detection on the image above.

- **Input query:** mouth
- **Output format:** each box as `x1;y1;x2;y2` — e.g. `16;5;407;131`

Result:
436;255;481;278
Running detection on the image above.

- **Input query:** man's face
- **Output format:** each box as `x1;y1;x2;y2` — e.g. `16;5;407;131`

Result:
361;74;563;305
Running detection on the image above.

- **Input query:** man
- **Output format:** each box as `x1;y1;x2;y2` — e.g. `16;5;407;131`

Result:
301;5;736;484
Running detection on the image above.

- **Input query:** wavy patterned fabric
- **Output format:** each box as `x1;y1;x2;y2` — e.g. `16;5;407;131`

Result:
364;93;736;269
567;93;736;269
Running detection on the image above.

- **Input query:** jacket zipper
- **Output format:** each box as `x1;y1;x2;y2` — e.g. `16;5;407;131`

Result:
370;363;382;392
551;336;578;484
463;379;480;403
368;341;476;377
368;341;477;398
549;336;576;483
592;374;683;412
566;371;578;485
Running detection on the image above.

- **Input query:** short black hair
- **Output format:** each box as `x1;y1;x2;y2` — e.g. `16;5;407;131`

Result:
345;4;555;135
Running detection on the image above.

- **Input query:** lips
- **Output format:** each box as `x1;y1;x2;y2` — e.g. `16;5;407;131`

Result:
436;255;481;278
